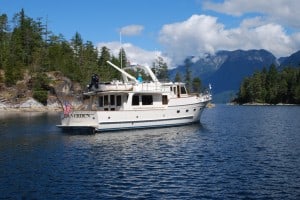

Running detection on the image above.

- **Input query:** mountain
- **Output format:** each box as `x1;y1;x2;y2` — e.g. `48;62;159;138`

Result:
169;52;228;81
169;49;278;103
205;49;277;93
279;50;300;68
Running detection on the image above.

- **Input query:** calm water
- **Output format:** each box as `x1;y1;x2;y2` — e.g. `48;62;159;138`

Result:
0;105;300;199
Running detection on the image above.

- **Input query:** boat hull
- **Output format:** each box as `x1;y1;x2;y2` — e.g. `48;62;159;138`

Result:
58;100;209;132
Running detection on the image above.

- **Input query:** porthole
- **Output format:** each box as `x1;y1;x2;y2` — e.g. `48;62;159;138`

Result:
186;109;189;112
177;110;180;113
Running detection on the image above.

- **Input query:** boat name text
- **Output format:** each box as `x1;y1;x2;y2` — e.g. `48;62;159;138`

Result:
70;114;94;118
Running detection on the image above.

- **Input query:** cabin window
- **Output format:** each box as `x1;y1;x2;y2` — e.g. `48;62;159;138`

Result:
116;95;122;106
99;96;103;107
170;87;173;91
180;86;187;94
110;95;115;106
104;95;108;106
142;95;153;105
162;95;168;105
132;94;140;106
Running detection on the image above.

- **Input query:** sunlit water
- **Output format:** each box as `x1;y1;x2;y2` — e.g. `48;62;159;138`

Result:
0;105;299;199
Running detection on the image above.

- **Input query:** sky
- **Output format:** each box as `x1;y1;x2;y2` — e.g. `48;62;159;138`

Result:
1;0;300;68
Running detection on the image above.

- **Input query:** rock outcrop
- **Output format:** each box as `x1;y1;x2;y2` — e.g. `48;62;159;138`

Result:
0;71;87;112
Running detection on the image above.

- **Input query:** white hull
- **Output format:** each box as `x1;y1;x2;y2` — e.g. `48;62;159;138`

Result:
58;100;208;132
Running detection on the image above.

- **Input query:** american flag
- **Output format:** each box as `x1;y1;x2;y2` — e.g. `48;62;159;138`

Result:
63;102;72;115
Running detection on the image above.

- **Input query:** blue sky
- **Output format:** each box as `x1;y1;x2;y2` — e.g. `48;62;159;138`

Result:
1;0;300;67
1;0;204;49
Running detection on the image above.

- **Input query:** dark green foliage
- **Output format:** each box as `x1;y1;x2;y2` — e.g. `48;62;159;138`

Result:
173;60;204;93
234;65;300;104
33;90;48;105
174;72;182;82
119;47;127;68
192;77;202;93
0;14;10;70
152;56;169;81
0;9;170;92
31;72;50;105
184;59;192;92
31;72;50;90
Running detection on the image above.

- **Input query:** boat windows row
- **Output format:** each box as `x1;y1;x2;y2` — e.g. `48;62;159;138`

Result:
132;94;168;106
98;94;168;108
99;95;122;107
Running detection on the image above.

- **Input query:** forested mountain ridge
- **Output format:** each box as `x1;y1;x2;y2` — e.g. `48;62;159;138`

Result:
278;50;300;68
169;49;300;103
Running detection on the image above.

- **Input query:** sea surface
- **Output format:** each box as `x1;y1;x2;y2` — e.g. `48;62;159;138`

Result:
0;105;299;199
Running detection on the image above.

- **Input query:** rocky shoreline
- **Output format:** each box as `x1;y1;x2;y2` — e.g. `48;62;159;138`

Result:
0;97;88;112
0;97;61;112
0;71;88;112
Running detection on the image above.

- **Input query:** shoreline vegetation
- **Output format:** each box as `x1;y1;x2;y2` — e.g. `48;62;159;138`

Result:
228;102;299;106
232;65;300;105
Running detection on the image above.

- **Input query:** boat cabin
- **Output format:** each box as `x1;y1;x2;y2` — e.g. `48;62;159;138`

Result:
87;82;189;111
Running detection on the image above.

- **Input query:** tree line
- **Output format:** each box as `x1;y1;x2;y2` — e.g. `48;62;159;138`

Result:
234;64;300;104
0;9;204;105
0;10;172;86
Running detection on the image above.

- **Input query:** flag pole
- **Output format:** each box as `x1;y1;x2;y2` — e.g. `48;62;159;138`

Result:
120;31;122;69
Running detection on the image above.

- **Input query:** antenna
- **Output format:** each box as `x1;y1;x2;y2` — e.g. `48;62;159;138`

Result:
120;31;122;69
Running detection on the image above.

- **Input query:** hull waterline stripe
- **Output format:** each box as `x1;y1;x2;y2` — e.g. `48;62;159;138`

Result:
96;121;198;132
99;116;194;125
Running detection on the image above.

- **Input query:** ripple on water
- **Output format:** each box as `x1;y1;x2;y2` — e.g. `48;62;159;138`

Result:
0;107;300;199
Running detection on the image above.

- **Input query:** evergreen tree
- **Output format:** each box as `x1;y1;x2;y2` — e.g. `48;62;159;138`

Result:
153;56;169;81
192;77;202;93
174;72;182;82
78;41;99;85
184;59;192;92
235;64;300;104
118;47;127;68
251;71;265;103
11;9;44;67
98;46;113;81
266;64;279;104
0;14;9;70
71;32;83;59
98;46;111;66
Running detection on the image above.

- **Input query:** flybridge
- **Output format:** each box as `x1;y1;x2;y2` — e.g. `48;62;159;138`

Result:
106;61;159;83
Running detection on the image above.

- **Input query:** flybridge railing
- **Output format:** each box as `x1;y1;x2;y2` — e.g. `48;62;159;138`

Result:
133;82;170;92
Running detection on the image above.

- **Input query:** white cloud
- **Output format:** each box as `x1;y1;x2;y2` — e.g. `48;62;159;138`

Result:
159;14;300;67
97;41;171;67
120;25;144;36
203;0;300;29
159;15;226;66
98;1;300;69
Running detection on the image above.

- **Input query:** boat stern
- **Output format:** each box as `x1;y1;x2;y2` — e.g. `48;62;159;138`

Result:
57;111;98;132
